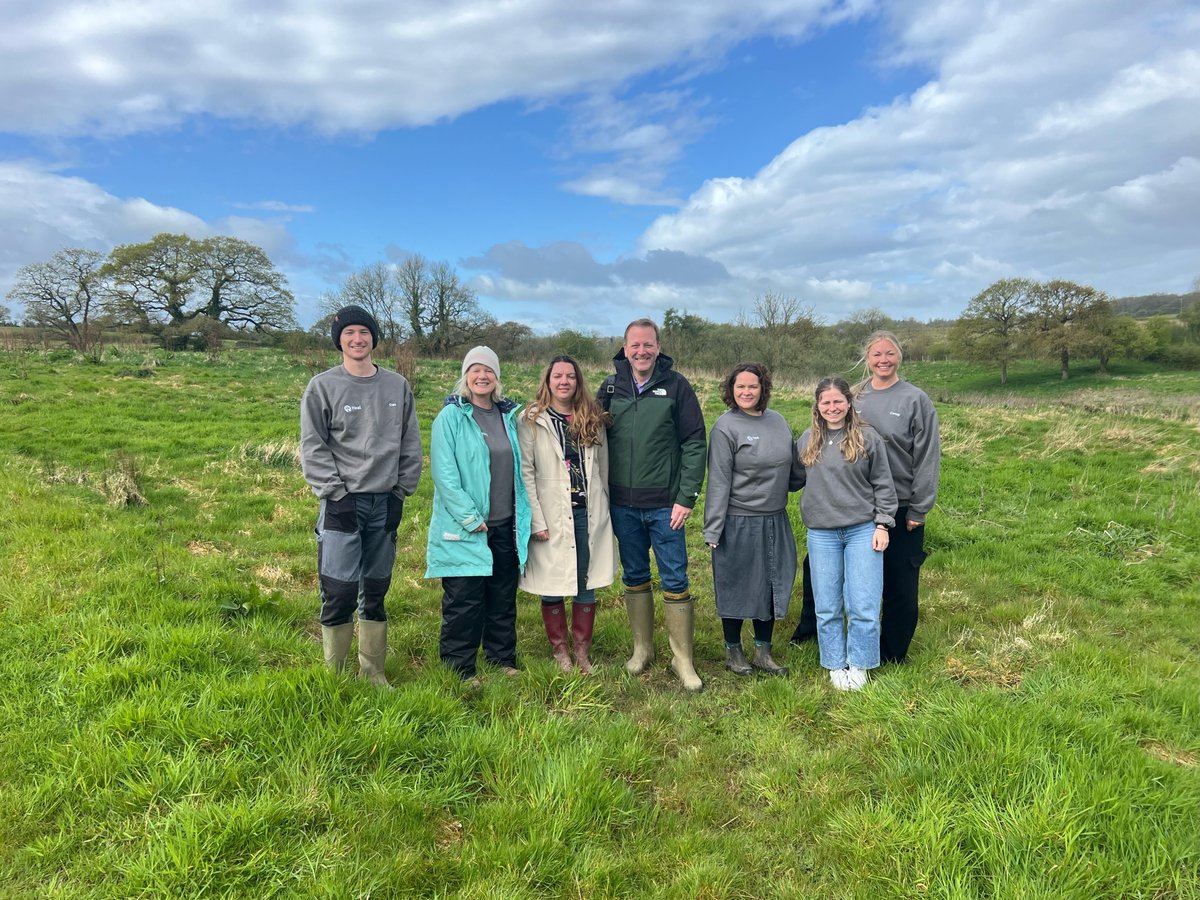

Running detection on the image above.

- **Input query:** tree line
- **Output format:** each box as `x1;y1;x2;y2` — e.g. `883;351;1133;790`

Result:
8;240;1198;379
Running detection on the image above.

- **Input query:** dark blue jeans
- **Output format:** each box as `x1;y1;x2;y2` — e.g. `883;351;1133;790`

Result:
610;504;689;593
541;506;595;604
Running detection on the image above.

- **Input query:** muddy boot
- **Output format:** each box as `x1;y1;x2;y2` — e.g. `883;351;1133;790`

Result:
751;641;789;676
571;602;597;675
357;619;392;688
322;623;354;674
541;601;573;673
725;643;753;676
623;582;656;675
663;591;703;692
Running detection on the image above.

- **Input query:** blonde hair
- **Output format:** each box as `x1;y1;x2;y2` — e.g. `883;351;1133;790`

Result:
523;355;611;446
853;329;904;397
453;374;503;404
800;376;868;467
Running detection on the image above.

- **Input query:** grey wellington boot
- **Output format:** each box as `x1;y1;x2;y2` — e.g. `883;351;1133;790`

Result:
322;623;354;674
725;644;753;676
357;619;392;688
623;582;656;675
662;592;703;692
751;642;789;676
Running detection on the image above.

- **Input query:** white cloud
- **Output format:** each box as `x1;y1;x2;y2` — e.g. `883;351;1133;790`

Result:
0;0;866;136
0;161;304;314
638;0;1200;321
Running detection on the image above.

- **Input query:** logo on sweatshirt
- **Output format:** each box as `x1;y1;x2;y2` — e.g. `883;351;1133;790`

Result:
652;388;667;396
343;404;362;413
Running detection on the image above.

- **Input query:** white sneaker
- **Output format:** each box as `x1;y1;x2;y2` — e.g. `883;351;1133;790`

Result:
846;666;869;690
829;668;851;691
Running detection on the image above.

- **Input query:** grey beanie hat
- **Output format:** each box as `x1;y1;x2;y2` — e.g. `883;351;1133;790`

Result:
331;305;380;349
461;346;501;378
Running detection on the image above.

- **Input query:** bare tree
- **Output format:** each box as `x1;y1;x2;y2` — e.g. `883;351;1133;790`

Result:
9;248;109;354
952;278;1037;384
425;261;494;356
396;254;432;346
751;291;821;376
323;262;406;344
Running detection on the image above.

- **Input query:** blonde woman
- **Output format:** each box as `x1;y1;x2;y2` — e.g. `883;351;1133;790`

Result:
519;355;615;675
854;331;940;663
796;376;896;691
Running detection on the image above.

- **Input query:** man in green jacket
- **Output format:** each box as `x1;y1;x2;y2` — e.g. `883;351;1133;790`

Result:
599;318;707;691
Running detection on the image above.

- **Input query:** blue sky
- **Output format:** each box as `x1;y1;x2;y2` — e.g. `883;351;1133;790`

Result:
2;0;1197;335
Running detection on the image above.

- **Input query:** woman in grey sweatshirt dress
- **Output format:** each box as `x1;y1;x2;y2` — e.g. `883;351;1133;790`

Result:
703;363;804;676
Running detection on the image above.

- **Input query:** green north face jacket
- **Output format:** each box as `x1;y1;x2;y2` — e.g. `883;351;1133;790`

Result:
598;349;706;509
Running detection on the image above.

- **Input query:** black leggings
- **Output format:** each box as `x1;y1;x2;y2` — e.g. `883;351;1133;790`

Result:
722;617;774;644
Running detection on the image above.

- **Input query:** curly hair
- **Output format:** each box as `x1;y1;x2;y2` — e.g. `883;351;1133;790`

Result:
523;354;611;446
799;375;868;466
720;362;772;412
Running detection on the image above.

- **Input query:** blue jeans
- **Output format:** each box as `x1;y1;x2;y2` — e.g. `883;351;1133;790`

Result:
542;506;596;605
610;504;689;593
807;521;882;670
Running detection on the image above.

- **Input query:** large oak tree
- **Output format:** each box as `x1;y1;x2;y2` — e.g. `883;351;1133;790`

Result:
105;233;296;331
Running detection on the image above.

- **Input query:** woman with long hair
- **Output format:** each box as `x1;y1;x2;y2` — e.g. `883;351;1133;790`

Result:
703;362;803;676
853;331;940;663
797;376;896;691
426;346;531;682
519;355;615;674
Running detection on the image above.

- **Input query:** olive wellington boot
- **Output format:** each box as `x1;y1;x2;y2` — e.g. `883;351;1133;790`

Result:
357;619;392;688
322;623;354;674
623;582;656;675
663;592;703;692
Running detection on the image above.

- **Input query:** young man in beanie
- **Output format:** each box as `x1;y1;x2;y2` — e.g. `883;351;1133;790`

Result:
300;305;423;686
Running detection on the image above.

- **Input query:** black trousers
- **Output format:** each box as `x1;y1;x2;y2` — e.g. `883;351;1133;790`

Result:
791;506;927;662
879;508;926;663
439;518;519;677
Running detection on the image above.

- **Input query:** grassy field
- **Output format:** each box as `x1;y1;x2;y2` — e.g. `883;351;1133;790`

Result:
1;347;1197;899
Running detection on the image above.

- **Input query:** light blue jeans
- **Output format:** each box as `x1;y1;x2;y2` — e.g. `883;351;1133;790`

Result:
807;521;883;671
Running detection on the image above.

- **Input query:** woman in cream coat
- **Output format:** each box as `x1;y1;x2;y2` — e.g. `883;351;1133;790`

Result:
519;354;616;674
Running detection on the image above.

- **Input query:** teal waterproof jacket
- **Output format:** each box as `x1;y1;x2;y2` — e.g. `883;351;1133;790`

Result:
425;395;532;578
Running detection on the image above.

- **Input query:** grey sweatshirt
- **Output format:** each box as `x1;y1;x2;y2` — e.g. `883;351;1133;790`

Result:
703;408;804;544
795;427;897;530
854;379;940;521
300;365;423;500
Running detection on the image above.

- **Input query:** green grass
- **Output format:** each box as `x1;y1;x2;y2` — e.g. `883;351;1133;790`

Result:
0;347;1197;898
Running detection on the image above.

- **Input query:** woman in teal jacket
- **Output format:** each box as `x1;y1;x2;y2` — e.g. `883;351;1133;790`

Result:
426;346;532;680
